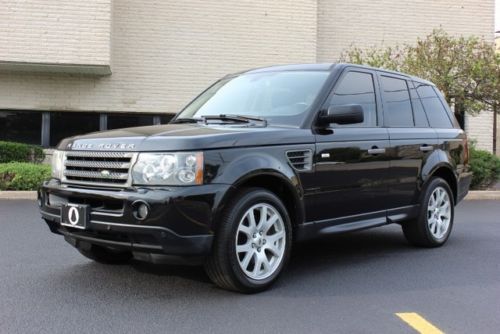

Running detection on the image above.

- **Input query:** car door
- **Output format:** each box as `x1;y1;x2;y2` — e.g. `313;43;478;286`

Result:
379;75;438;217
304;69;391;224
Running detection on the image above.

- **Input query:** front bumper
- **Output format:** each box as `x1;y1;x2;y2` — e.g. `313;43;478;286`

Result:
39;179;231;257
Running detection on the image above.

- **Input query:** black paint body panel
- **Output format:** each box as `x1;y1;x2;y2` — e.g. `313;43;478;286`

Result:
40;63;472;258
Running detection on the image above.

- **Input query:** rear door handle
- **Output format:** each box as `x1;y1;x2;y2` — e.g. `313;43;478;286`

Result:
367;147;386;155
419;145;434;152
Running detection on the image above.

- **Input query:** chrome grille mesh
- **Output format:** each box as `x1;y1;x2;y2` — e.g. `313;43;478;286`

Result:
63;151;137;187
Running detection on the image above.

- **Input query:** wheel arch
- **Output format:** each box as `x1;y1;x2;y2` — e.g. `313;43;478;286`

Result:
213;171;305;236
424;163;458;204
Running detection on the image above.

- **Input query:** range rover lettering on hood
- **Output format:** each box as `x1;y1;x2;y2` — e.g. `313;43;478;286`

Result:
68;142;136;150
59;123;314;151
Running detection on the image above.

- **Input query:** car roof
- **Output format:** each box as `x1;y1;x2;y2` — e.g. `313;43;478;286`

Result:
238;63;335;74
230;63;435;86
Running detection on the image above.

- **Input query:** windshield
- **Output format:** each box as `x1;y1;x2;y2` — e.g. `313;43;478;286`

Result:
176;71;330;126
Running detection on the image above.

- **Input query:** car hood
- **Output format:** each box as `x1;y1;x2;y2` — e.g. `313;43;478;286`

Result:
59;123;314;151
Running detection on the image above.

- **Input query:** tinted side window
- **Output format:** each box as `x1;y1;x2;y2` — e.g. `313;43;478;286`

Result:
380;76;413;127
330;71;377;127
415;84;453;128
409;84;429;127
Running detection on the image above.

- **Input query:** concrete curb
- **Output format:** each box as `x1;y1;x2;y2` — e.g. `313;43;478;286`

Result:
464;191;500;200
0;191;37;200
1;190;499;201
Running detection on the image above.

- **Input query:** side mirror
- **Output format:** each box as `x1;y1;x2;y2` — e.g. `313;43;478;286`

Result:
319;104;364;125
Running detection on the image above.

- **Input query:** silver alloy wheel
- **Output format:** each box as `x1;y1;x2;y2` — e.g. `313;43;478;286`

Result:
235;203;286;280
427;186;452;240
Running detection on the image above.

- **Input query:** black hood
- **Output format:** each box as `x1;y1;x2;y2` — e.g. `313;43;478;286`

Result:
59;123;314;151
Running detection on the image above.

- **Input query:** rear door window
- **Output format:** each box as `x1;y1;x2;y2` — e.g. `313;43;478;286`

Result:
380;76;414;127
415;84;453;129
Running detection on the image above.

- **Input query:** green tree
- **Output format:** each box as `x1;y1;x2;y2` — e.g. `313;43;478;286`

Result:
340;29;500;150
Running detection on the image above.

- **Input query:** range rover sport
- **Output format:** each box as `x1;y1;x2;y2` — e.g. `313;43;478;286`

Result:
39;63;472;293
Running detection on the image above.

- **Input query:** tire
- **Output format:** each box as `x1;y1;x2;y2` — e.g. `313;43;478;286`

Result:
402;177;454;247
204;188;292;293
77;243;132;264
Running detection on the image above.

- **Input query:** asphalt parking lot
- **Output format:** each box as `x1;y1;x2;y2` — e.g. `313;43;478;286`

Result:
0;199;499;334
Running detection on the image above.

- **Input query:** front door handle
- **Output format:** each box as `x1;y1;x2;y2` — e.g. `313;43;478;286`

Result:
367;147;386;155
419;145;434;152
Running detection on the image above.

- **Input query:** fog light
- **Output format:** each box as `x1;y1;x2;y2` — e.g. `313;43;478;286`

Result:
132;201;149;220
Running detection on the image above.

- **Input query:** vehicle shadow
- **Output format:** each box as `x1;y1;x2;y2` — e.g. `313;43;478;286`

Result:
130;261;211;284
127;224;414;288
49;224;471;299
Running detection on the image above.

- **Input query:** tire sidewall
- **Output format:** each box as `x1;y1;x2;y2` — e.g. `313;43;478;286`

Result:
420;178;455;245
224;189;292;290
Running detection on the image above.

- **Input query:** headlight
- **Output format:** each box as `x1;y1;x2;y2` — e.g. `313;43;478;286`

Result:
51;150;65;179
132;152;203;185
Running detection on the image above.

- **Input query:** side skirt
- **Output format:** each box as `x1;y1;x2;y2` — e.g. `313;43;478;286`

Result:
296;205;419;242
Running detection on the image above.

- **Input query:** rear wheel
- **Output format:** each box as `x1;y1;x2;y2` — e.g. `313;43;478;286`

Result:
205;188;292;293
402;177;454;247
77;243;132;264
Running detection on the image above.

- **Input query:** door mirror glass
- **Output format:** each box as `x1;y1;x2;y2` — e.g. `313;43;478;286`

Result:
320;104;365;125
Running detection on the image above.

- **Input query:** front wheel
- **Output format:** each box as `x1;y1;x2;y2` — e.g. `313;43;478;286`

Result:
402;177;454;247
205;188;292;293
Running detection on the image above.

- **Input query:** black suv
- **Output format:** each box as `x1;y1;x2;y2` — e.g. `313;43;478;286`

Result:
39;63;471;293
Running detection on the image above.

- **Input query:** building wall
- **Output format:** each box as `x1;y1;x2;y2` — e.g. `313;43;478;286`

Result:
316;0;494;152
0;0;111;72
465;111;494;152
0;0;317;114
0;0;496;149
317;0;495;61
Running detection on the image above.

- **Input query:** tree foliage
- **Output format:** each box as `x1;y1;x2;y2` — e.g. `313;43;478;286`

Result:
340;29;500;117
469;145;500;189
0;141;45;163
0;162;51;190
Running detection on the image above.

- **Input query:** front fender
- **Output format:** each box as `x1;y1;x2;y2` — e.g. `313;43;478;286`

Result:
221;152;298;185
207;148;305;230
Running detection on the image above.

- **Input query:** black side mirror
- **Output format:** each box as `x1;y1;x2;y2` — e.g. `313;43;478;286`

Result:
318;104;364;125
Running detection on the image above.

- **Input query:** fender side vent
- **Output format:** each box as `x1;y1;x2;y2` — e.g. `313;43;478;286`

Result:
286;149;313;171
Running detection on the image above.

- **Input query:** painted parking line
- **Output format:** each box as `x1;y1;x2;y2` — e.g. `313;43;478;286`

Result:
396;312;444;334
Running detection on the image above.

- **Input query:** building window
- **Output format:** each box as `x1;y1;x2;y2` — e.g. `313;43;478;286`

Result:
160;114;174;124
0;110;42;145
107;113;155;130
50;112;100;147
0;111;174;147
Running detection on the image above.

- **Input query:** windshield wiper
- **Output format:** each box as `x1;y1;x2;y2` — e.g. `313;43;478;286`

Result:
171;117;203;124
172;114;268;126
202;114;267;126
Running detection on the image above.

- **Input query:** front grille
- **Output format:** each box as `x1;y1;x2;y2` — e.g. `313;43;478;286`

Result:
63;151;137;188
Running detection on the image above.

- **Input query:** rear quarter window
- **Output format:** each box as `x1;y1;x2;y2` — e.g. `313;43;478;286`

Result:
415;84;453;129
409;83;429;127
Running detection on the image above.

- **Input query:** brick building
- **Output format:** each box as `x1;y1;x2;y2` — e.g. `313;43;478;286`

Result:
0;0;495;148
